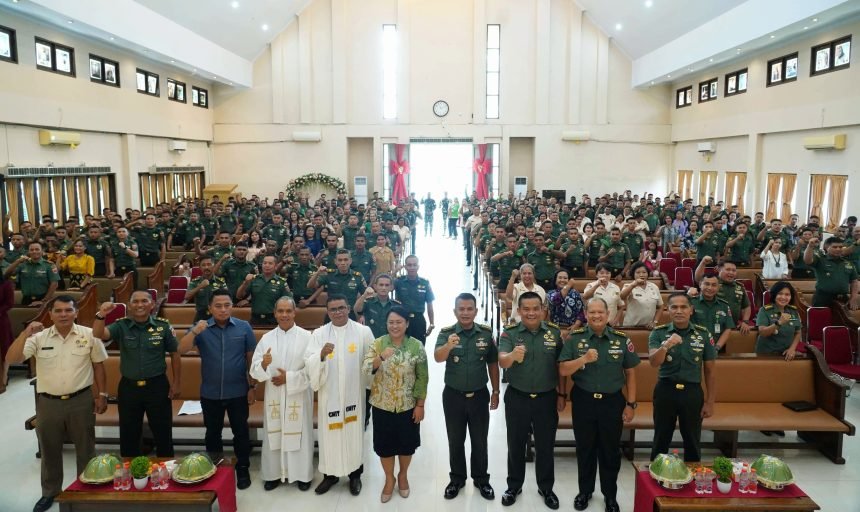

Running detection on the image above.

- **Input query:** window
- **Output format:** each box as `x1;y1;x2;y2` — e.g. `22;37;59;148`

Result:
136;68;159;96
724;68;747;97
35;37;75;77
0;25;18;64
811;36;851;76
486;24;500;119
698;77;718;103
167;78;187;103
88;54;119;87
490;143;500;197
675;86;692;108
767;52;797;87
382;25;397;120
191;86;208;108
2;174;114;231
808;175;849;230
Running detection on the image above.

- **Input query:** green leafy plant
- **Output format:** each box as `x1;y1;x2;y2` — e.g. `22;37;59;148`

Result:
712;456;734;483
129;456;151;479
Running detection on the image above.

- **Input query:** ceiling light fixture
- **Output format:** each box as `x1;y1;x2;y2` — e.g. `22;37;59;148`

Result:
262;23;269;31
615;23;623;31
170;60;175;63
650;81;655;85
812;18;818;22
770;34;775;38
231;1;239;8
667;74;671;78
645;0;653;7
67;20;74;24
803;26;808;30
709;58;713;62
109;36;115;41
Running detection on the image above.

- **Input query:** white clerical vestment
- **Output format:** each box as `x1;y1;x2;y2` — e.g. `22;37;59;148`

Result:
250;325;314;483
306;320;374;477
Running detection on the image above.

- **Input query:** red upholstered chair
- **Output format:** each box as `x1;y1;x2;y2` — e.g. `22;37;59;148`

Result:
659;259;678;286
823;326;860;380
104;303;126;326
166;289;187;305
674;267;694;290
799;307;831;353
737;279;754;296
168;276;189;290
681;258;697;269
746;291;758;324
147;288;158;302
762;290;771;305
190;267;202;279
667;252;682;265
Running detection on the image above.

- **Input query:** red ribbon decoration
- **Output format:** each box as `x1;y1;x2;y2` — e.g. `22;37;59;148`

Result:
473;144;492;200
388;144;410;205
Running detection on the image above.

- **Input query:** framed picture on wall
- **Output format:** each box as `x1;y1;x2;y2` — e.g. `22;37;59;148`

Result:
676;90;684;107
770;61;782;83
167;80;175;99
55;47;72;73
0;25;17;64
136;71;146;91
699;77;718;103
834;39;851;67
785;56;798;79
35;40;52;68
737;71;747;90
89;57;102;80
811;36;850;76
815;46;830;72
709;81;717;97
35;38;75;76
192;87;199;104
727;76;736;94
192;85;209;108
104;61;117;84
685;88;691;104
700;84;708;101
199;90;207;107
176;83;185;102
147;75;158;94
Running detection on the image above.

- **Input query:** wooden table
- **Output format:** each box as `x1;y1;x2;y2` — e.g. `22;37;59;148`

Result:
56;490;216;512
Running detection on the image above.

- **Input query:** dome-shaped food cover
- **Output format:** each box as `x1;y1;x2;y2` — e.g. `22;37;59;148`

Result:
649;453;692;489
173;452;217;484
80;453;122;484
751;454;794;490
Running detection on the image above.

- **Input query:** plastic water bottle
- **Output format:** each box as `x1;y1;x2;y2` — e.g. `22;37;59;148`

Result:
694;470;704;494
738;468;749;493
159;463;170;489
749;469;758;494
113;464;122;491
121;462;131;490
150;464;161;490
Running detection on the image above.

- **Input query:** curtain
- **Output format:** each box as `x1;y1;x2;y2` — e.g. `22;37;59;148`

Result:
88;177;99;214
37;178;51;218
100;176;112;210
21;179;36;224
5;179;20;233
140;175;152;209
64;178;77;219
779;174;797;224
677;170;693;200
698;171;717;205
724;172;748;214
388;144;410;205
75;177;90;217
473;144;492;200
734;172;747;214
50;179;65;220
765;174;782;220
826;175;848;231
808;174;828;220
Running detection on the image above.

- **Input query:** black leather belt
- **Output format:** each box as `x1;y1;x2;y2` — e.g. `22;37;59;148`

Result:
122;375;165;387
508;387;554;399
659;378;698;390
446;386;485;398
40;385;91;400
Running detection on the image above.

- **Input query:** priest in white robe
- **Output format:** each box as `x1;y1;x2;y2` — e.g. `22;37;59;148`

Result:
249;297;314;491
306;294;375;496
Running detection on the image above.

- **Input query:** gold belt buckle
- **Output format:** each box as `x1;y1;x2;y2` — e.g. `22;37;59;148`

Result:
529;393;538;399
60;394;70;400
593;393;603;399
675;383;685;390
136;380;147;387
465;392;475;398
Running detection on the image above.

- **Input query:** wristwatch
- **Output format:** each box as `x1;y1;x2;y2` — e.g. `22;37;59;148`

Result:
94;314;105;321
626;401;638;409
99;392;109;398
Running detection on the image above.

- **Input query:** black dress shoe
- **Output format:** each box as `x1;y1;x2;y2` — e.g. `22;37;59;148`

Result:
236;467;252;490
538;489;560;510
349;476;362;496
444;481;465;499
263;480;280;491
315;475;340;495
574;492;592;511
605;498;620;512
33;496;54;512
501;488;521;506
474;482;495;500
774;430;786;437
297;481;312;491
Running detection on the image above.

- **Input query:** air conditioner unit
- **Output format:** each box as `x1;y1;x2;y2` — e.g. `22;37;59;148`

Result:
39;129;81;148
561;130;591;142
292;131;322;142
697;142;716;153
168;140;188;152
513;176;528;199
803;134;846;150
353;176;368;204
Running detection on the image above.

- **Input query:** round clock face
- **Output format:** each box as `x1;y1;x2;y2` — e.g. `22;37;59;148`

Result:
433;100;449;117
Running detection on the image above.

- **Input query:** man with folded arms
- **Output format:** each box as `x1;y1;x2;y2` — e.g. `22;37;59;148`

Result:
7;295;108;512
305;294;375;496
250;296;315;491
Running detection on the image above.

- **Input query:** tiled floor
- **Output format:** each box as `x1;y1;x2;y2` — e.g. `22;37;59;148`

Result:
1;226;859;511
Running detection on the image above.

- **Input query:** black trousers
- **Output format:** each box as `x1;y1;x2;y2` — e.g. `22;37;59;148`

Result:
325;465;363;480
791;269;814;279
448;219;458;238
406;313;427;344
411;227;416;254
201;396;251;469
651;379;703;462
504;387;557;492
194;309;212;323
424;214;434;235
571;387;625;499
465;231;473;264
140;250;161;267
94;262;107;277
118;374;174;457
442;386;490;485
564;266;585;279
536;277;553;291
250;313;277;327
812;290;846;308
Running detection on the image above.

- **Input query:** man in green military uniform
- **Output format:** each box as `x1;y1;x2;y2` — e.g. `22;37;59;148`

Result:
556;227;587;278
757;219;793;251
288;248;317;304
498;291;564;509
790;228;816;278
316;234;340;268
435;293;499;501
422;193;437;236
239;205;258;233
109;227;139;278
131;214;166;266
598;228;632;278
93;291;181;457
198;232;235;262
804;236;860;308
307;249;366;314
171;212;205;250
491;235;522;291
354;274;399;338
186;255;228;322
5;233;25;263
694;258;752;333
725;222;755;266
559;298;639;512
214;244;257;300
4;241;59;306
237;255;290;326
393;255;435;344
621;219;644;261
648;293;717;462
687;274;735;351
83;226;112;277
199;208;220;242
526;233;557;290
217;204;238;235
340;214;362;251
694;222;721;264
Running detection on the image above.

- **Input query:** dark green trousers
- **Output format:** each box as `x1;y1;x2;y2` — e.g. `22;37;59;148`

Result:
651;379;704;462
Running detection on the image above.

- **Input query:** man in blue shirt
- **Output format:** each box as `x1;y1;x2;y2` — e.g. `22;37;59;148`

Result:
179;289;257;490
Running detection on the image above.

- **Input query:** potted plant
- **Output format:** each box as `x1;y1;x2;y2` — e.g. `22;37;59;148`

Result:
713;457;734;493
130;456;151;490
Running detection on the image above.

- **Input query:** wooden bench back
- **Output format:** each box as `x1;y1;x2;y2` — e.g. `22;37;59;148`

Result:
112;273;135;305
91;277;121;303
157;305;327;331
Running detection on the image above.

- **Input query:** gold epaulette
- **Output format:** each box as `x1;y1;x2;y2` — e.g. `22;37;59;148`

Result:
478;323;492;331
569;327;586;334
786;304;797;309
654;323;669;329
440;324;456;332
611;328;626;336
546;321;560;329
764;304;774;309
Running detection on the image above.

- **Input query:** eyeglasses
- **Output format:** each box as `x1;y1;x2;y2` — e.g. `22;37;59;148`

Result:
327;306;349;313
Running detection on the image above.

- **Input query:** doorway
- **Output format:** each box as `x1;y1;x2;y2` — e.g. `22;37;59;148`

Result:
408;142;473;203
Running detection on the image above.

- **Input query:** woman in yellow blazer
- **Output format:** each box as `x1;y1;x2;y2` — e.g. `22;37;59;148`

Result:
59;240;95;289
